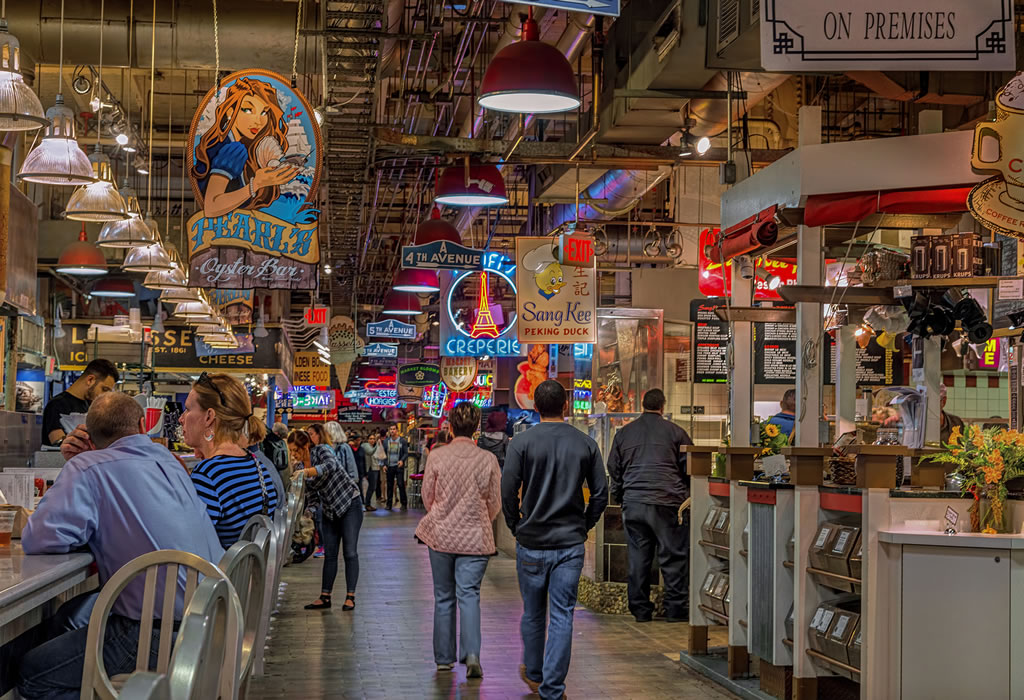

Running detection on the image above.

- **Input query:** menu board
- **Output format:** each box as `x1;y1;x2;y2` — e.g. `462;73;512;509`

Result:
754;319;797;384
825;334;904;386
690;298;730;384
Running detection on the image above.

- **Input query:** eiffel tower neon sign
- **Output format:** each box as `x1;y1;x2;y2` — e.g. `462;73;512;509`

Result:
470;271;500;339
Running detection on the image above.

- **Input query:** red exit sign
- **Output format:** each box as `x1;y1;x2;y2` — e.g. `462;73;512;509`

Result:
304;307;329;326
558;234;595;267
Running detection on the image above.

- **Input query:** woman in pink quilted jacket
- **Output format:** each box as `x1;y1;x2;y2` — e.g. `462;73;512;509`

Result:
414;401;501;679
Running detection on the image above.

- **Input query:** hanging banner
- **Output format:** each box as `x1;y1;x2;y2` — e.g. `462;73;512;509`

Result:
398;363;442;387
293;351;331;387
440;252;522;357
440;356;478;391
516;236;595;343
363;342;399;358
186;69;322;289
401;240;485;271
762;0;1014;72
970;74;1024;239
367;318;417;340
210;289;254;324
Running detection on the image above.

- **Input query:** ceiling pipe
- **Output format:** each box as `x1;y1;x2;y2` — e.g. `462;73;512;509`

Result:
688;71;790;139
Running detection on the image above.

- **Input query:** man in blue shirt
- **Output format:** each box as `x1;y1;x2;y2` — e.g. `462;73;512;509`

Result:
13;392;224;699
767;389;797;441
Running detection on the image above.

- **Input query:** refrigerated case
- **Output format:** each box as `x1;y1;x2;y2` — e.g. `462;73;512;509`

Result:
593;308;663;415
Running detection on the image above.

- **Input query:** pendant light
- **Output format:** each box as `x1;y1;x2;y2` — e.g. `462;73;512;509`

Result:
161;286;202;305
173;301;214;319
0;5;48;131
122;242;172;272
90;278;136;298
17;0;94;185
435;160;508;207
381;290;422;317
478;8;580;115
55;223;108;276
356;366;380;383
64;150;130;221
414;207;462;245
143;263;187;290
393;269;440;293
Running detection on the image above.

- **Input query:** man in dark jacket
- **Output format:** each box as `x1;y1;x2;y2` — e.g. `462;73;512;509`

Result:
384;424;410;510
607;388;693;623
502;381;608;699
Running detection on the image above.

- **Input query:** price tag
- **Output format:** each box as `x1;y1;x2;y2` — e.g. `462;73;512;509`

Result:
998;278;1024;301
945;505;959;529
762;454;787;477
893;284;913;299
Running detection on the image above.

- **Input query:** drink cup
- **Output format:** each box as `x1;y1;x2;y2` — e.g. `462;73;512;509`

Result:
0;510;17;546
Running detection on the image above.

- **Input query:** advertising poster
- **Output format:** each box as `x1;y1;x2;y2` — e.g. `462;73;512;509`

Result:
292;351;331;387
186;69;322;289
209;289;253;324
516;236;595;344
15;369;44;414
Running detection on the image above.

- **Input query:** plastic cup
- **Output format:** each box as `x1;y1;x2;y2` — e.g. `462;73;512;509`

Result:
0;510;17;546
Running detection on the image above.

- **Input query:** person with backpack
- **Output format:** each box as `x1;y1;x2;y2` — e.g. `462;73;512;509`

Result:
477;411;509;468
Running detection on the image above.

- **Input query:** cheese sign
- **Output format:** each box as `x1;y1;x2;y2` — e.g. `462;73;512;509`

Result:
558;234;595;267
401;240;484;271
440;356;478;392
398;363;441;387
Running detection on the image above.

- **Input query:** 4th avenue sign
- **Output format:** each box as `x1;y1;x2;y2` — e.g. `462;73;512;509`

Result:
402;241;485;271
367;319;417;340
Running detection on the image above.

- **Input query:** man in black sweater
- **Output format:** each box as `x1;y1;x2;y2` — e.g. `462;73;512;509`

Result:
502;380;608;700
607;388;693;623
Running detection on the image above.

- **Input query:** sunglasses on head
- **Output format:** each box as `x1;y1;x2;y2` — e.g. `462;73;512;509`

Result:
197;371;228;407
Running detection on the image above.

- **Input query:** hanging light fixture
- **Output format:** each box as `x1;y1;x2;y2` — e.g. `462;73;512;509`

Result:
143;264;187;290
18;0;94;184
173;300;214;319
478;8;580;115
414;207;462;245
0;15;47;131
161;286;202;305
393;268;440;293
381;290;422;317
679;130;695;158
122;242;172;272
98;214;154;247
355;366;380;383
64;150;130;221
435;160;508;207
90;277;136;298
55;223;108;276
252;299;269;338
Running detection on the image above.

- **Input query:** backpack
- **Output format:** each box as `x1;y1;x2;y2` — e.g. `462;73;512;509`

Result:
262;432;289;473
477;433;509;468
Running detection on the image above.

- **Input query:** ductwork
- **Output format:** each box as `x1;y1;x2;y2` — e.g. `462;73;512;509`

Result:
540;167;672;234
689;72;791;139
595;229;684;267
9;0;320;73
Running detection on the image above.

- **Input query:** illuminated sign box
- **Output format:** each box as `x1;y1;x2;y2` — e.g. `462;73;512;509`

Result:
440;252;523;357
290;390;336;410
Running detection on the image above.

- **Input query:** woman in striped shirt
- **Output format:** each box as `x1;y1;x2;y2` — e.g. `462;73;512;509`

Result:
180;372;279;549
289;429;363;611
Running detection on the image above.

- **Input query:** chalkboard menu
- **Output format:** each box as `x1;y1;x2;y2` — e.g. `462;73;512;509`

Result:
825;334;904;386
754;320;797;384
690;298;730;383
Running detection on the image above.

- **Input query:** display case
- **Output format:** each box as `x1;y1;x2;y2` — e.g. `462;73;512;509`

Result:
592;308;663;415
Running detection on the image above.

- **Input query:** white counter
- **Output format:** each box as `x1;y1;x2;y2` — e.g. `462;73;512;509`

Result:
879;529;1024;550
0;545;95;641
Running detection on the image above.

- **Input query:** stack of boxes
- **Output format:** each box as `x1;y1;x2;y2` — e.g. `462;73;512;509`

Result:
910;232;990;279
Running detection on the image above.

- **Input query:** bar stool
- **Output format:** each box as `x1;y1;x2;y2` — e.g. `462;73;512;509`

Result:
408;473;424;509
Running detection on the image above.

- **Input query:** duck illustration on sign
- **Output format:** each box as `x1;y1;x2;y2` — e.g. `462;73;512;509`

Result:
187;69;321;289
522;244;565;299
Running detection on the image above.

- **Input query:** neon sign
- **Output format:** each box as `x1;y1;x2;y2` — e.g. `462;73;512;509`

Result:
290;390;336;411
365;396;398;408
573;378;592;414
442;252;522;357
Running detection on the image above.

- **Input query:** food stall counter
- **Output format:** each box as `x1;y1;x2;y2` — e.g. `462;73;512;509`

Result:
0;546;95;639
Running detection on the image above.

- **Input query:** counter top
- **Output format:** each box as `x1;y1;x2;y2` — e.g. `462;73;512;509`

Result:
879;529;1024;550
0;546;94;626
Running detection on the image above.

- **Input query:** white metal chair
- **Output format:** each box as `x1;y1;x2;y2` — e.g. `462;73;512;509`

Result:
166;576;243;700
80;550;243;700
116;672;169;700
217;541;266;694
237;514;277;679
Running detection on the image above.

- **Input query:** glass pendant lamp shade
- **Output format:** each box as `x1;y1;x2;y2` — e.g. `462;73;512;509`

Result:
97;216;154;247
120;183;144;218
90;278;135;298
121;242;172;272
0;22;47;131
414;208;462;245
478;15;580;115
143;264;187;290
55;224;107;276
381;290;422;316
161;286;202;304
435;161;508;207
64;151;129;222
173;300;214;319
17;97;94;185
393;268;440;293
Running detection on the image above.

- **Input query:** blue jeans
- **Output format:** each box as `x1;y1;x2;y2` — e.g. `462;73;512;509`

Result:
320;503;363;594
427;549;489;665
516;542;585;700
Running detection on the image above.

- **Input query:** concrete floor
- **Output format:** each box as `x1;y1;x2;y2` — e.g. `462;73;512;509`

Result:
249;509;736;699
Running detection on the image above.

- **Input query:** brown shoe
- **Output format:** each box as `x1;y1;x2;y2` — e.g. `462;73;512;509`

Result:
519;664;540;694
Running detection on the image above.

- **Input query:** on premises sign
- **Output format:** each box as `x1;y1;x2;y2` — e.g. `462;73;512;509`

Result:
762;0;1015;72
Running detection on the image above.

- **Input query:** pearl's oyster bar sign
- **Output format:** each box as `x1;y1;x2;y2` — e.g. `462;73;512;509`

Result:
761;0;1014;71
186;69;322;289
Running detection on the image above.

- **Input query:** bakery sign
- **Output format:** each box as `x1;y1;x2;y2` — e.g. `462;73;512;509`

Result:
516;236;595;343
761;0;1014;72
186;69;322;289
439;356;478;391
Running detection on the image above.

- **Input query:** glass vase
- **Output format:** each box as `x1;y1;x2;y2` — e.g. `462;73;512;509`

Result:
979;497;1010;534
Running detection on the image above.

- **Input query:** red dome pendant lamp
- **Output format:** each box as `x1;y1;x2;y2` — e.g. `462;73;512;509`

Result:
435;158;508;207
414;207;462;245
478;8;581;115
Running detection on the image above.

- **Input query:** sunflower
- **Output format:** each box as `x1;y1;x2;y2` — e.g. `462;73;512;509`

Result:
764;424;780;438
760;447;774;456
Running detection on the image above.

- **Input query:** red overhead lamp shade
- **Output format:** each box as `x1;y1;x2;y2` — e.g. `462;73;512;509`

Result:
434;160;508;207
90;277;135;298
356;366;380;383
56;224;108;276
478;12;581;115
413;207;462;245
393;268;440;293
381;290;422;317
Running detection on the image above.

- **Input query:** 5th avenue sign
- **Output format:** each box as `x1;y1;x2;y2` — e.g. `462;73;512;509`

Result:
363;342;399;358
367;319;417;340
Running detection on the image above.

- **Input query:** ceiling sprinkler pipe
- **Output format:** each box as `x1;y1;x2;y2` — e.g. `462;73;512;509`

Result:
705;220;780;264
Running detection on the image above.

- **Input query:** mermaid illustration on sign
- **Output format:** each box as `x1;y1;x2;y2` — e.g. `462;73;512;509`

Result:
187;69;322;290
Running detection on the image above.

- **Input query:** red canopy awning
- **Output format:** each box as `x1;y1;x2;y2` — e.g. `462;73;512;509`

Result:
803;186;973;228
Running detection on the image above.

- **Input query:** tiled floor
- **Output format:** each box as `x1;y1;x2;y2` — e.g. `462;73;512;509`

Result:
250;509;736;699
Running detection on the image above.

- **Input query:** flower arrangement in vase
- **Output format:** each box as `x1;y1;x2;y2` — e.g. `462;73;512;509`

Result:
759;421;790;457
926;425;1024;534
